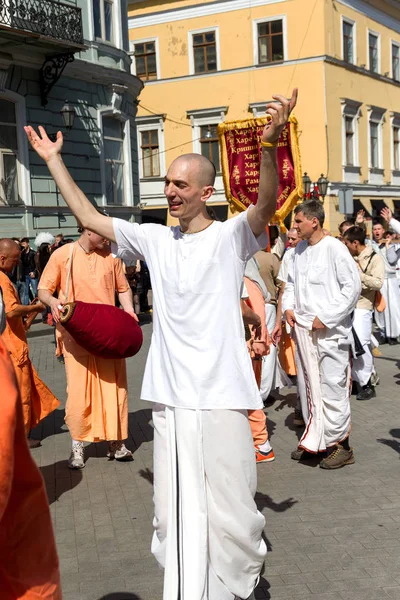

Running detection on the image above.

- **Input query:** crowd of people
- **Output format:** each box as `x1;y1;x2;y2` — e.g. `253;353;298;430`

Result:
1;86;399;600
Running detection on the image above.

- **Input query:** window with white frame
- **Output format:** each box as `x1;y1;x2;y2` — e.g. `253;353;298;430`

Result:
392;43;400;82
0;98;19;205
341;99;361;173
368;107;385;170
187;107;227;174
342;19;355;64
133;40;158;81
191;30;218;74
257;19;284;64
368;31;379;73
93;0;113;43
200;125;220;172
393;125;400;171
103;116;125;205
136;115;165;180
141;130;160;178
345;116;355;165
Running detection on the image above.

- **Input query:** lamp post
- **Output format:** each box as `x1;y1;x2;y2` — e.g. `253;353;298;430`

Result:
302;172;329;203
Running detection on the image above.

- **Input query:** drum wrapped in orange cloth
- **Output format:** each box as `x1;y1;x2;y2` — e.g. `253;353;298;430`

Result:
59;301;143;359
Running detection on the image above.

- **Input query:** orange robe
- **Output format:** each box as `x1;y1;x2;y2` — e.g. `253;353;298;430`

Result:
0;271;60;435
278;323;297;377
38;242;130;442
0;337;61;599
244;277;270;448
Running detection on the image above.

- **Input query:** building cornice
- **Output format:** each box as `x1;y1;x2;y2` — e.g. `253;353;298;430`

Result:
137;53;400;88
129;0;286;29
335;0;400;34
65;60;144;99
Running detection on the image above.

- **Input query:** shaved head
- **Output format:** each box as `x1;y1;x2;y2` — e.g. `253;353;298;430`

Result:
171;153;216;188
0;238;20;255
0;238;21;273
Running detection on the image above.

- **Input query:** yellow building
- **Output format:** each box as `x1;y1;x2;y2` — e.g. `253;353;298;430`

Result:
128;0;400;232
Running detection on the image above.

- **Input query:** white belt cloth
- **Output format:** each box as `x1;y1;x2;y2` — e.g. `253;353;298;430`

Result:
152;404;266;600
294;324;352;452
260;304;277;400
374;277;400;338
352;308;374;387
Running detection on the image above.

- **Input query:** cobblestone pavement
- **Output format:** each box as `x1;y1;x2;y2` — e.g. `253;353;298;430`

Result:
27;320;400;600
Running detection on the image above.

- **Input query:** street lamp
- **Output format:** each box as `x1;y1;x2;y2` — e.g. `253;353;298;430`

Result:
48;102;77;141
302;172;329;203
302;172;311;197
317;174;329;201
60;102;76;130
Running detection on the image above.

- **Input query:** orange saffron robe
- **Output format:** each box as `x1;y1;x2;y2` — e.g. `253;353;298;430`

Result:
0;271;60;435
38;243;130;442
244;277;270;448
0;337;61;599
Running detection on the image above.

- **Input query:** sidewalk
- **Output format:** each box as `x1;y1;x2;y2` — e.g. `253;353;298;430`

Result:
28;321;400;600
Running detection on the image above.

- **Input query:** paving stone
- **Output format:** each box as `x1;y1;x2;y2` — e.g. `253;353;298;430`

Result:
27;322;400;599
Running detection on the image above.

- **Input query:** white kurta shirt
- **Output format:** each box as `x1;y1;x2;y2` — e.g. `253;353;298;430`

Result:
282;236;361;339
112;209;268;410
277;247;295;284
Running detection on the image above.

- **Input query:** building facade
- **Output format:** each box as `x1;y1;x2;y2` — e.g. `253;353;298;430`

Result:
0;0;143;240
128;0;400;232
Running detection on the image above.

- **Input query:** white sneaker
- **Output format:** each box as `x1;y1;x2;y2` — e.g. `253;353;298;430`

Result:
68;441;85;469
107;441;133;461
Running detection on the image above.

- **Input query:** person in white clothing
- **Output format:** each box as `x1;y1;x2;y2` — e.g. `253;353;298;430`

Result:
373;218;400;345
24;88;298;600
282;199;361;470
381;208;400;281
342;226;385;401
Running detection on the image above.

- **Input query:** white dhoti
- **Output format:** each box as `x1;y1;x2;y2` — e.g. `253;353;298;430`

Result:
374;276;400;339
352;308;374;387
260;304;277;400
294;325;352;453
152;404;266;600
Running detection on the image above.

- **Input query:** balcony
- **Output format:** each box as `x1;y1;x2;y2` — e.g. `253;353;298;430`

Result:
0;0;84;47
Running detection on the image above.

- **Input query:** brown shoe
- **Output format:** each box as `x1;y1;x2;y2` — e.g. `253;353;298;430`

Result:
293;408;305;427
291;447;315;461
319;445;355;469
28;438;41;449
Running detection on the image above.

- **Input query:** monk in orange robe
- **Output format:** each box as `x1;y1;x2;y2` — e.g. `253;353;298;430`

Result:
38;228;136;469
0;239;60;448
0;331;61;600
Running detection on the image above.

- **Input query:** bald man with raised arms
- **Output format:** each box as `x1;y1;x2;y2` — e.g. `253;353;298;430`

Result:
25;88;298;600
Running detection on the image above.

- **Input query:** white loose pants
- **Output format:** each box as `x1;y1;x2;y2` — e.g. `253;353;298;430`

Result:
294;325;352;453
375;276;400;339
152;404;266;600
352;308;374;387
260;304;277;400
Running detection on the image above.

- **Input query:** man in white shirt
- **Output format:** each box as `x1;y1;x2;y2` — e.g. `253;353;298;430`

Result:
25;88;298;600
282;199;361;470
342;226;385;401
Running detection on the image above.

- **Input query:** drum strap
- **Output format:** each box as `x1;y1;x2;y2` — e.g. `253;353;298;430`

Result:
64;243;75;302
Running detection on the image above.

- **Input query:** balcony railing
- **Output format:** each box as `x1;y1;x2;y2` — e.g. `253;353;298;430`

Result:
0;0;84;46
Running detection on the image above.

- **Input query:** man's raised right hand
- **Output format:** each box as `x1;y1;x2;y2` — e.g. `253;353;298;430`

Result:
24;126;63;163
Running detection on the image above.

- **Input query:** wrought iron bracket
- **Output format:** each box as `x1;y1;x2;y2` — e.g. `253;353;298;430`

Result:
40;53;75;106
